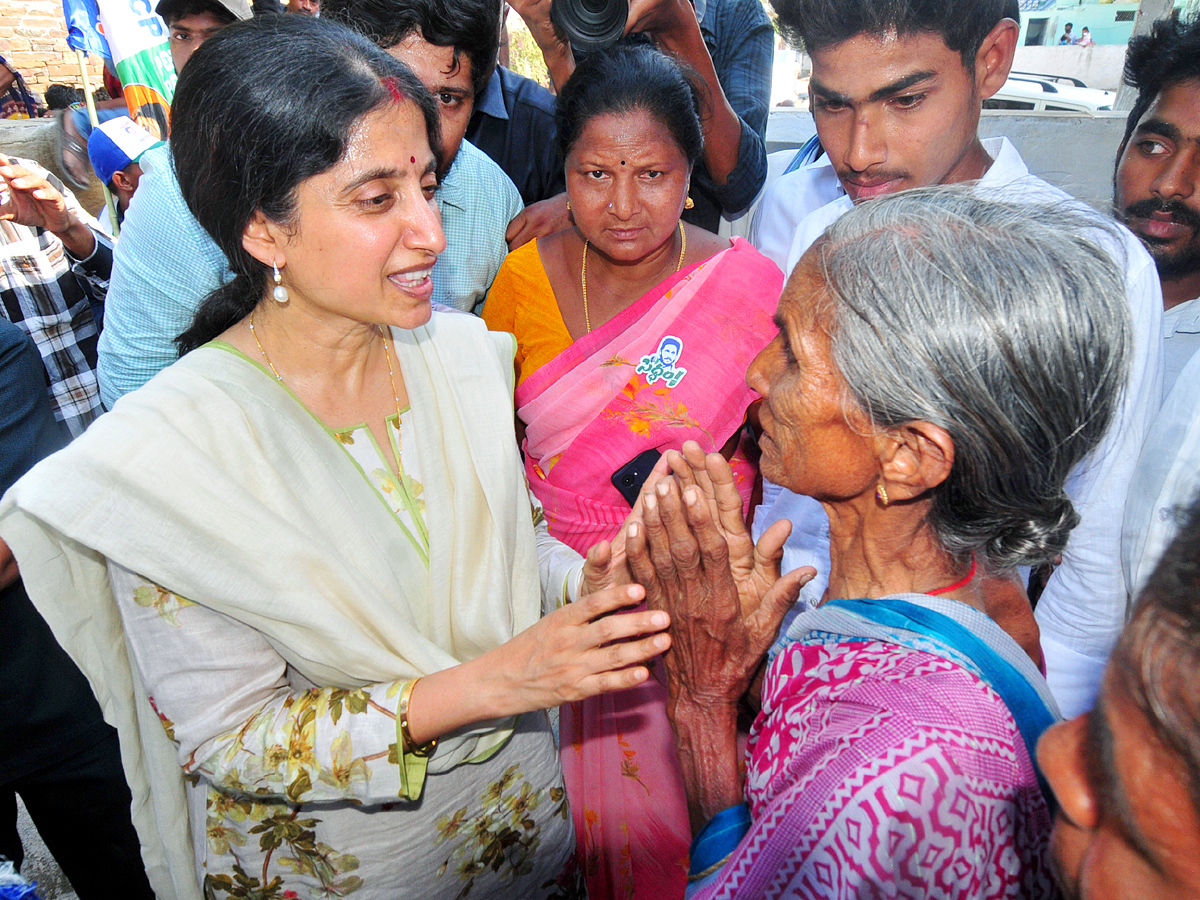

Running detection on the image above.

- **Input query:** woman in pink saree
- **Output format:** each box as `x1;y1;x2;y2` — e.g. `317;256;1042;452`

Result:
483;43;781;900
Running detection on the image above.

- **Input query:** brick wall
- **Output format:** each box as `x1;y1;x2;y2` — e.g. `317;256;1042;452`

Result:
0;0;105;100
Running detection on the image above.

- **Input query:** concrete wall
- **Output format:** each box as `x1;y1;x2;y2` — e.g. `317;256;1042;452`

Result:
0;117;108;215
765;109;1128;213
1011;45;1130;91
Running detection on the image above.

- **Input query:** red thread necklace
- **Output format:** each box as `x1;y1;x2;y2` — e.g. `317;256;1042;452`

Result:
926;555;978;596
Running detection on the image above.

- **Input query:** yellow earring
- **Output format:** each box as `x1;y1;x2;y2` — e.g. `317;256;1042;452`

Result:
684;196;694;210
565;200;571;211
876;483;889;506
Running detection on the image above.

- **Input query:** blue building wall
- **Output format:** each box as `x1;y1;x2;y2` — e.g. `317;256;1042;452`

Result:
1018;0;1192;46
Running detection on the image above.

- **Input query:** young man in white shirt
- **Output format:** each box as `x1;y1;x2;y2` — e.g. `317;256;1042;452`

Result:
1119;14;1200;603
748;0;1163;718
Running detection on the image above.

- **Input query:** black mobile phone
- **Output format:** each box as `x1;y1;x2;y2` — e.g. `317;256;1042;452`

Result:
611;448;663;507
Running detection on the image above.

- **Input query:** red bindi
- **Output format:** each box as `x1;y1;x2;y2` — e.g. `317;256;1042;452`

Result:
411;156;416;164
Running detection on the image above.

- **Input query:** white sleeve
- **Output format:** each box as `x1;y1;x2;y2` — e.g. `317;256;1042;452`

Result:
530;486;585;615
1035;240;1164;718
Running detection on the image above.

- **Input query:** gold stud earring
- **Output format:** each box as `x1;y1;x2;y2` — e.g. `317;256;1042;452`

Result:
565;200;571;211
876;483;889;506
684;195;694;210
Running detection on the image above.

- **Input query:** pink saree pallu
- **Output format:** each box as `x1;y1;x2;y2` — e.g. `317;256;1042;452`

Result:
517;238;782;900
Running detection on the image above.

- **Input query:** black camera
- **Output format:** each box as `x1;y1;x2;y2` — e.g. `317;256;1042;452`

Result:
550;0;629;55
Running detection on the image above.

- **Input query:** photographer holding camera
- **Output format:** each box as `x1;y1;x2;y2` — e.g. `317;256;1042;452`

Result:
505;0;771;245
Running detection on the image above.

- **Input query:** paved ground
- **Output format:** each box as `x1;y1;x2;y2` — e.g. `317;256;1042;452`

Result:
14;798;77;900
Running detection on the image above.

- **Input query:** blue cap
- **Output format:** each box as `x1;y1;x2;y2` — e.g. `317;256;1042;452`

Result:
87;116;163;187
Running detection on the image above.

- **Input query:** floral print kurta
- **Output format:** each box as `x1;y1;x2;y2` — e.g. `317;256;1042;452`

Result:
109;412;583;900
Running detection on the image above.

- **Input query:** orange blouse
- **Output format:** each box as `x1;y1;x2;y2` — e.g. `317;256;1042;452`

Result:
481;239;574;386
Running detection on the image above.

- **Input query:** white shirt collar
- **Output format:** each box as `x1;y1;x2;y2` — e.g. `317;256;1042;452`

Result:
1164;295;1200;336
977;137;1029;187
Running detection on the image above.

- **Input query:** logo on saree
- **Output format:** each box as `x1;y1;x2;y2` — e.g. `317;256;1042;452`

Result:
636;336;688;388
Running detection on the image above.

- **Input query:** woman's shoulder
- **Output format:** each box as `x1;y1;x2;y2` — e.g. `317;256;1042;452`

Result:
684;227;782;280
484;239;560;331
685;225;732;262
425;308;516;368
769;636;1027;746
487;239;551;305
725;235;785;277
500;236;552;281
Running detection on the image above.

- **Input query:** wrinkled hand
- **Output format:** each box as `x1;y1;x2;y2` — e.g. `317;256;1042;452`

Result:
0;155;76;236
626;449;813;712
663;442;809;616
507;193;572;251
580;451;674;594
489;583;671;716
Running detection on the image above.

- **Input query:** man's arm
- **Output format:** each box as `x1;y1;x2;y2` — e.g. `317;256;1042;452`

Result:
0;156;101;261
507;0;575;90
685;0;772;215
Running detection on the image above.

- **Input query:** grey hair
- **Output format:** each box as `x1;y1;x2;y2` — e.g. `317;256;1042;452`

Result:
815;185;1131;572
1116;494;1200;819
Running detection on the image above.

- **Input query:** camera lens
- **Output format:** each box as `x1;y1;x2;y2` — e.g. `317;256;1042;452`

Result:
550;0;628;55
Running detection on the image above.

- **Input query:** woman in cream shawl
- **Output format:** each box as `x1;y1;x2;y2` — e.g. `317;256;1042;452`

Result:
0;18;670;900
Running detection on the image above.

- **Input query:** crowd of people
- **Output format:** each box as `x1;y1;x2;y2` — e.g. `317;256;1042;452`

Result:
0;0;1198;898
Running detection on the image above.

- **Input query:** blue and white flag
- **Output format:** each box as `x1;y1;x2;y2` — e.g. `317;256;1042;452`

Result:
61;0;112;59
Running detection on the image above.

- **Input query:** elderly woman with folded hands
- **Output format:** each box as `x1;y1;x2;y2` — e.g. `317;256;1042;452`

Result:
628;188;1132;899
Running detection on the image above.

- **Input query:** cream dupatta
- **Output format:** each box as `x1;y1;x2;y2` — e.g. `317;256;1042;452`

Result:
0;311;541;900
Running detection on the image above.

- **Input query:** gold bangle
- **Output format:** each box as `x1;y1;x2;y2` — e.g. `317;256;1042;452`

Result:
398;678;437;757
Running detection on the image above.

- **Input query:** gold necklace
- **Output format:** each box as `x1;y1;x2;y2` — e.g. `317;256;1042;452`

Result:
248;313;405;451
248;311;282;380
582;220;686;333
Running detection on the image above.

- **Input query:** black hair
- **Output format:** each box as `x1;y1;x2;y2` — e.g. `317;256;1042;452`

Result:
1119;12;1200;154
556;40;704;168
157;0;238;27
1116;492;1200;821
44;84;81;110
321;0;500;97
134;101;169;141
173;15;441;355
772;0;1020;68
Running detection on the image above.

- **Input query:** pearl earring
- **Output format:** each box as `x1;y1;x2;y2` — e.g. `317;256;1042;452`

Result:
272;262;289;303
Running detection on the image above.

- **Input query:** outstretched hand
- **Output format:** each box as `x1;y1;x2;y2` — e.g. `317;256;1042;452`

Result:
487;583;671;717
626;443;814;712
0;154;94;258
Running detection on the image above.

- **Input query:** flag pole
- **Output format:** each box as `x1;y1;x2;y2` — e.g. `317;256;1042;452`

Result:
74;48;120;236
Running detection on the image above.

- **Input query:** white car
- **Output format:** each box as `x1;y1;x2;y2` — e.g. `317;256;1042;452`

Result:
984;75;1115;114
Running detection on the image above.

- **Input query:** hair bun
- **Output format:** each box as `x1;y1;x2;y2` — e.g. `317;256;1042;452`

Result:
987;494;1080;570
